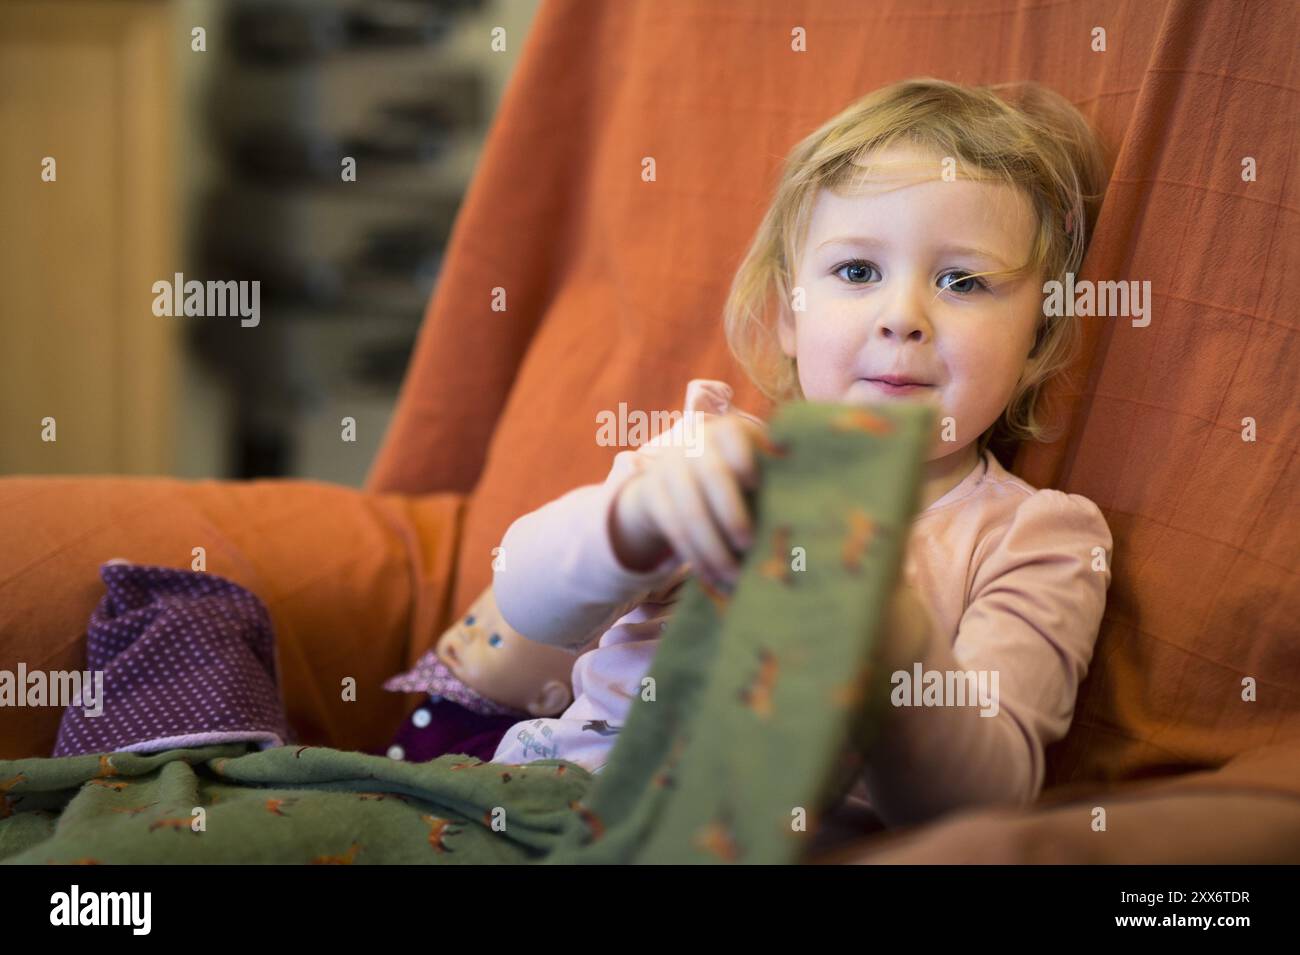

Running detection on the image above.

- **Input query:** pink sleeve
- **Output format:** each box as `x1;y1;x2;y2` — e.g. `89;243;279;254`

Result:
862;490;1114;827
492;378;752;651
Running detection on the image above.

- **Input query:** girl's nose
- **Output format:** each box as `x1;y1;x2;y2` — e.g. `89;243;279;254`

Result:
873;310;935;343
877;319;928;343
866;275;933;344
874;292;932;343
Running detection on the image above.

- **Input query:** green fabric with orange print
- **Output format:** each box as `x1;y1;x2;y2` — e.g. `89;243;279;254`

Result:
545;399;933;864
0;743;592;864
0;399;929;864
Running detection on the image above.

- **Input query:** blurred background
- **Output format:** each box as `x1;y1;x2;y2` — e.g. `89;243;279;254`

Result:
1;0;541;484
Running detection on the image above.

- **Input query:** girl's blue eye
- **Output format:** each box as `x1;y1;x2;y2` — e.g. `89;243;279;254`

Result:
834;259;880;284
465;615;475;625
937;270;988;295
488;633;503;647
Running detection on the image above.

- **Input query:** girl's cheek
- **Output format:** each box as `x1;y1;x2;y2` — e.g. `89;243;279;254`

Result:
950;321;1018;374
936;339;997;410
792;329;836;377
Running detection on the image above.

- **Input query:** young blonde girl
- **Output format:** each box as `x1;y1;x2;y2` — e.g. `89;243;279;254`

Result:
490;77;1114;828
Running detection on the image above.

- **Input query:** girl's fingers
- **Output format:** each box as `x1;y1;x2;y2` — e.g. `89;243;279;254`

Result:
710;416;761;492
665;463;741;586
693;380;733;410
633;411;774;594
638;474;704;585
698;435;754;555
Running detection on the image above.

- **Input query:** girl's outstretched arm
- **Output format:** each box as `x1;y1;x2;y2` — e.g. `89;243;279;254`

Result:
492;378;747;651
492;454;687;652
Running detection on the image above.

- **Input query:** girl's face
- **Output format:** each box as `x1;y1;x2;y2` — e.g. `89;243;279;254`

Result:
779;143;1043;462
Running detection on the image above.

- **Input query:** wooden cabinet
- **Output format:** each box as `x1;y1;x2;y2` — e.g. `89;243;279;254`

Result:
0;1;178;475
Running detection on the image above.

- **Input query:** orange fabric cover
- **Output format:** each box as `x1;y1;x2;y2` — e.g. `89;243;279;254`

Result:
368;0;1299;799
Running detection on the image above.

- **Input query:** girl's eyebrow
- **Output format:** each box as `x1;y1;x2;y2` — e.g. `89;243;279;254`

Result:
936;242;1013;269
815;235;887;252
814;235;1012;268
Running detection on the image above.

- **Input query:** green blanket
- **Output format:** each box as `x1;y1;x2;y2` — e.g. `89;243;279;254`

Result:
0;744;588;864
0;399;931;864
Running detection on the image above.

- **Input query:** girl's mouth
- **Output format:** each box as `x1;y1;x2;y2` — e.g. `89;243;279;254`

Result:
860;377;934;396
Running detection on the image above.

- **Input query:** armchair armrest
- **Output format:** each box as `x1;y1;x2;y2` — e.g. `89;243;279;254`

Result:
0;476;464;760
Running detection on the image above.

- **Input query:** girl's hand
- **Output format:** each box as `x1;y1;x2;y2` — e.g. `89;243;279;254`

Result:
610;413;772;592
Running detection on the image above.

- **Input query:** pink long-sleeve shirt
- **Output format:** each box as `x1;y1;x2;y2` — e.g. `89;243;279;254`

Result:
491;379;1113;828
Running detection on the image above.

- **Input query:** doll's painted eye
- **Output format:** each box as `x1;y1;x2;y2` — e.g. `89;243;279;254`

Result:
488;633;503;648
465;615;475;625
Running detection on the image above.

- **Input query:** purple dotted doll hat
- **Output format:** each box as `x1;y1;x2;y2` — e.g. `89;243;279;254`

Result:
53;562;293;757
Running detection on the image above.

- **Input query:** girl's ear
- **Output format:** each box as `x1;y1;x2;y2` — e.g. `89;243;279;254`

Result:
1027;312;1050;360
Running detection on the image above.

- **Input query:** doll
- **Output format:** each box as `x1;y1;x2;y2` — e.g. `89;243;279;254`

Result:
379;584;579;763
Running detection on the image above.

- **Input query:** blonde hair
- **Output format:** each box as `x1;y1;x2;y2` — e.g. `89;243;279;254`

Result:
723;77;1109;454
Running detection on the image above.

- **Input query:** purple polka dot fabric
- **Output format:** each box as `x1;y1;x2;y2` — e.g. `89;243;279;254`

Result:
53;563;294;757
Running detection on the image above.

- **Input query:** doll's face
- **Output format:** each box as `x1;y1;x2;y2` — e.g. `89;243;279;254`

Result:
779;143;1044;461
436;588;575;716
